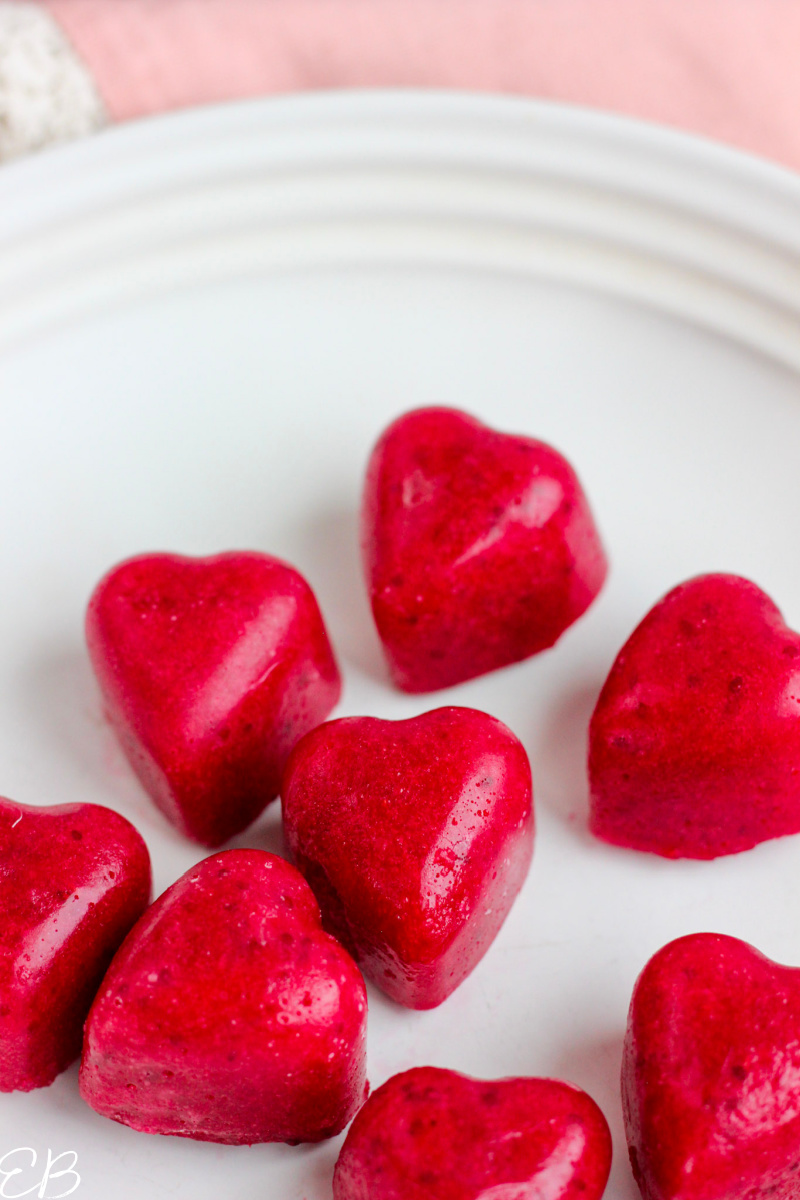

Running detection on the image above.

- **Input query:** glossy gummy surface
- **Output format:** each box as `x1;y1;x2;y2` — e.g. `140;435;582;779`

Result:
362;407;607;692
623;932;800;1200
589;573;800;858
79;849;368;1145
0;798;151;1092
282;707;533;1009
333;1065;613;1200
86;551;341;847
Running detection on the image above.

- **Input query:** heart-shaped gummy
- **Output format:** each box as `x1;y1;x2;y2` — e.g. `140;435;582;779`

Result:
0;798;150;1092
333;1065;612;1200
86;551;341;847
589;573;800;858
362;407;607;692
281;706;533;1009
80;849;368;1144
623;932;800;1200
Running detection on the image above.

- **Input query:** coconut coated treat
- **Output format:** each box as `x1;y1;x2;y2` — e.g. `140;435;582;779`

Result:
589;573;800;858
86;551;341;847
0;797;151;1092
79;849;368;1145
623;932;800;1200
282;707;533;1009
362;406;607;692
333;1065;612;1200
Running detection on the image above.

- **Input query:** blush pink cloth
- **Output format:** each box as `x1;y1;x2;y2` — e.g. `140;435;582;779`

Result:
40;0;800;172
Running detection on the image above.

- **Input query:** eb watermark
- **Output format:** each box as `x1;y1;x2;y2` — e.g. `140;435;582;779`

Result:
0;1149;80;1199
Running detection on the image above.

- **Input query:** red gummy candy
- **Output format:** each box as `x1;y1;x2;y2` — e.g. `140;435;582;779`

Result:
362;407;607;692
333;1065;612;1200
282;707;533;1009
0;798;151;1092
86;551;341;847
623;932;800;1200
80;849;368;1144
589;573;800;858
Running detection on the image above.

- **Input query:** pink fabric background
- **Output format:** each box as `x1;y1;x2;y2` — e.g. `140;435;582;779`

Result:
40;0;800;172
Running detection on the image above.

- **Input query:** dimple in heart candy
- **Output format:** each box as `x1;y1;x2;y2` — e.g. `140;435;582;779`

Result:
589;573;800;858
623;932;800;1200
281;706;533;1009
79;849;368;1145
86;551;341;847
0;798;151;1092
362;406;607;692
333;1065;612;1200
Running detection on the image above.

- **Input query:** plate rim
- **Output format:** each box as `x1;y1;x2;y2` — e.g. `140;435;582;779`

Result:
2;89;800;372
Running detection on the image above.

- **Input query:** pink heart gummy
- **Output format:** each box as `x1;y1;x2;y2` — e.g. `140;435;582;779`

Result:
281;706;533;1009
362;407;608;692
86;551;341;847
589;573;800;858
333;1065;612;1200
79;849;368;1144
0;798;151;1092
623;932;800;1200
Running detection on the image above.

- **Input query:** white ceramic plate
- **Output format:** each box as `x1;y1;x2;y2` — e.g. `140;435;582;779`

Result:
2;90;800;1200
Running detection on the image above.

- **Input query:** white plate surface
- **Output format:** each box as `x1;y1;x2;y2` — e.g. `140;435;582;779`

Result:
2;91;800;1200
